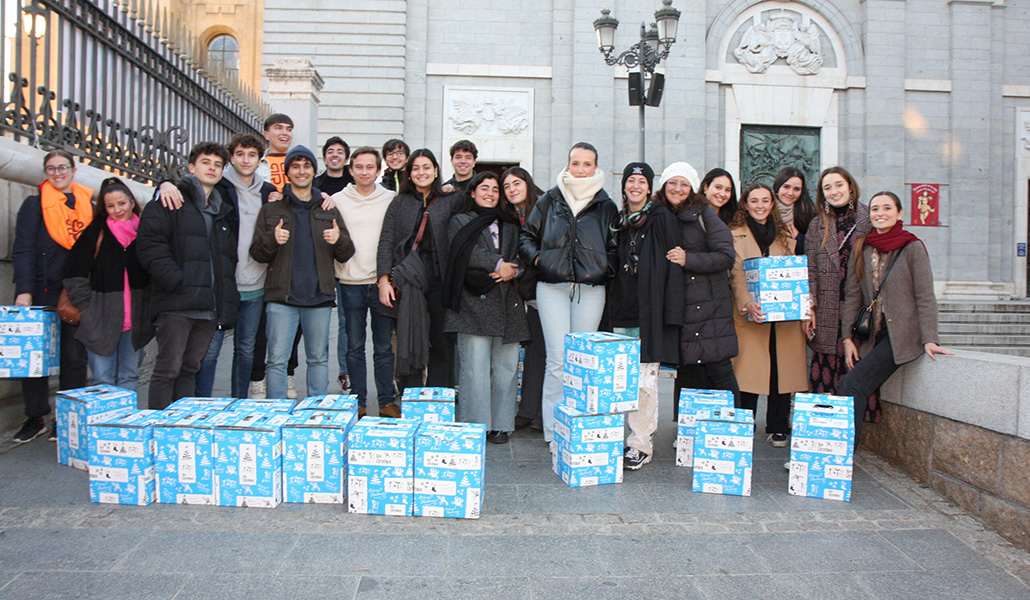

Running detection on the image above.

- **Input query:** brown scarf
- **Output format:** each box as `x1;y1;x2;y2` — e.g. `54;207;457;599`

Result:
40;180;93;249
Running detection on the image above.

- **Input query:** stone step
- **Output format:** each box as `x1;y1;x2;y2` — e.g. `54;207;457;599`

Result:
938;322;1030;335
938;301;1030;314
950;345;1030;358
938;312;1030;324
939;333;1030;346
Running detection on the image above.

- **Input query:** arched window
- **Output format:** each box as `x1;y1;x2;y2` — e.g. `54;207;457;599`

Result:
206;34;239;78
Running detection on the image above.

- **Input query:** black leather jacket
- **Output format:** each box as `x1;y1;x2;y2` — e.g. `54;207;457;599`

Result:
519;186;618;285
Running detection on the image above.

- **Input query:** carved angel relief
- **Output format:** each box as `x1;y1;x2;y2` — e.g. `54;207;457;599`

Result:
449;96;528;136
733;12;823;75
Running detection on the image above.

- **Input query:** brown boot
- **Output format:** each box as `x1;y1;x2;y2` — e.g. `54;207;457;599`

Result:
378;403;402;419
358;406;367;418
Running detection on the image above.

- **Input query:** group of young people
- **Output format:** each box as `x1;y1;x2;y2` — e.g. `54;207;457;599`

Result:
10;121;951;468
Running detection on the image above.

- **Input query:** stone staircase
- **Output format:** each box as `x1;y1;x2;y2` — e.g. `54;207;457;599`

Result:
938;300;1030;357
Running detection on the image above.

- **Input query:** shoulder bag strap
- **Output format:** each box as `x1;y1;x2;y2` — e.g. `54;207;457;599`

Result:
869;249;902;304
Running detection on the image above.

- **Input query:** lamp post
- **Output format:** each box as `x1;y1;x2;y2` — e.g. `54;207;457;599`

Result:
593;0;680;162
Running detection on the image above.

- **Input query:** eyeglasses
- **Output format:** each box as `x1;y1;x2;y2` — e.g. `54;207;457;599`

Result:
386;151;407;158
45;165;72;174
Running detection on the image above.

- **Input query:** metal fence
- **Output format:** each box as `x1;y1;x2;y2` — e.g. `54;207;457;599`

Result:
0;0;267;183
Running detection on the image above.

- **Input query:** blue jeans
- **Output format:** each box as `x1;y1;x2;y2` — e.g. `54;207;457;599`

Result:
339;283;396;408
230;297;264;397
87;330;143;393
535;282;606;442
266;302;332;400
335;284;349;377
456;333;518;432
195;329;224;397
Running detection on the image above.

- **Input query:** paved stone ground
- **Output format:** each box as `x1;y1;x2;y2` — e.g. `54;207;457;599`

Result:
1;328;1029;599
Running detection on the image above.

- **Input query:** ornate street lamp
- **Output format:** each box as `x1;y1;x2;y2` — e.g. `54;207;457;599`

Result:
593;0;681;162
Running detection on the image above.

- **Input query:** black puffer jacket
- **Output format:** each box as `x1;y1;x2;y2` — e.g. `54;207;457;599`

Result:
136;177;239;328
518;186;618;285
676;204;738;365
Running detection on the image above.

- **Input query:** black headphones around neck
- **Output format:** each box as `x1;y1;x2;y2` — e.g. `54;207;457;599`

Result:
613;201;653;231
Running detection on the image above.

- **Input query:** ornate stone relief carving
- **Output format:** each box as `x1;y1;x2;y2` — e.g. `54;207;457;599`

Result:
733;11;823;75
449;96;528;136
1020;112;1030;155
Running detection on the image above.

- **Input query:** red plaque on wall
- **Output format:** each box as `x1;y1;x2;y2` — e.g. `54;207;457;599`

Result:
910;184;939;226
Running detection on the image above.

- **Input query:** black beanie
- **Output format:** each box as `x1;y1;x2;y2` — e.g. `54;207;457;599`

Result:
621;162;654;195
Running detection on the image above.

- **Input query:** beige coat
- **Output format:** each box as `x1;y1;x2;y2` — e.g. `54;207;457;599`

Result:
728;225;809;395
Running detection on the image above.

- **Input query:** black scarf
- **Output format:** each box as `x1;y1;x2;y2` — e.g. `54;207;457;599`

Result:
443;205;518;310
746;216;777;257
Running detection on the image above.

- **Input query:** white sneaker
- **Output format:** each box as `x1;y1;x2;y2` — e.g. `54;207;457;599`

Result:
287;376;298;399
672;438;678;449
249;380;266;399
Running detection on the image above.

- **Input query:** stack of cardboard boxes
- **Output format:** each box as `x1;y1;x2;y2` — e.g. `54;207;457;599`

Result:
554;331;640;487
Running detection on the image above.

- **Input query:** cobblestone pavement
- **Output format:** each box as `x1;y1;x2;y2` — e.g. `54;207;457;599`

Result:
1;330;1028;598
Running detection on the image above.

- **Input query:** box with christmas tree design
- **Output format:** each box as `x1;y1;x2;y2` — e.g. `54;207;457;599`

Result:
413;422;486;519
691;407;755;497
347;417;419;516
282;410;355;504
675;388;735;467
87;409;170;505
213;411;289;508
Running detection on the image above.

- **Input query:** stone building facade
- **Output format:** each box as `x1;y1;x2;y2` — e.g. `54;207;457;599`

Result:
258;0;1030;299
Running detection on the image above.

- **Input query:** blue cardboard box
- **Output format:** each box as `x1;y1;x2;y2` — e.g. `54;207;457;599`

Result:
153;410;241;505
213;412;289;508
347;417;419;516
551;404;624;487
166;397;235;411
231;399;296;413
789;393;855;502
413;422;486;519
743;255;810;322
293;395;358;412
551;438;624;487
553;404;625;448
87;410;171;505
675;389;735;467
282;410;356;504
401;387;456;423
0;306;59;378
692;407;755;497
56;385;138;470
563;331;640;415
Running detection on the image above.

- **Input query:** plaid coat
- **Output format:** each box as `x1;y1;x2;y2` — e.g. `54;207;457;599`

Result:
805;204;870;353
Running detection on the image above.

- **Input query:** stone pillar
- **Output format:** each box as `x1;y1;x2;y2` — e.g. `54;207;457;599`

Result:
264;58;324;151
941;0;1000;299
861;0;906;194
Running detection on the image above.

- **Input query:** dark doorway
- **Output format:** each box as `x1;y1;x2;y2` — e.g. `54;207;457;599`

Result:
476;162;519;179
739;125;821;193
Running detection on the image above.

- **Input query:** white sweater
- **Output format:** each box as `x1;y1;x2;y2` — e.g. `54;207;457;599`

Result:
332;183;395;285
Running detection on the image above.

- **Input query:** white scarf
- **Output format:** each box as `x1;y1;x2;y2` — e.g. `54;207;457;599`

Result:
777;200;794;226
557;168;605;216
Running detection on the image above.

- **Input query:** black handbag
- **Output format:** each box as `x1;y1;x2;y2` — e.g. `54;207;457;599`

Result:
851;251;901;341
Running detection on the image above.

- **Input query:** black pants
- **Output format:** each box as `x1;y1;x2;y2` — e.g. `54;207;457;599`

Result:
398;282;454;392
516;306;546;423
838;333;901;437
148;314;217;409
250;310;301;381
739;326;791;435
673;358;740;421
22;321;88;418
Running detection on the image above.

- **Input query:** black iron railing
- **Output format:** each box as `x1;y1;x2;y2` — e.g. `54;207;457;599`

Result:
1;0;266;183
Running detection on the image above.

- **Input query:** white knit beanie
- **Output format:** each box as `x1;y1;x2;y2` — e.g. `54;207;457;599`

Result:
656;162;700;195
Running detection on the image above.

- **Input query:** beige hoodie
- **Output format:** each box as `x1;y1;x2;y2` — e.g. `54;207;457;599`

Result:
332;183;395;284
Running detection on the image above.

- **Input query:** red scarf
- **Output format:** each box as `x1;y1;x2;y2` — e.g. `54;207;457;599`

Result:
864;220;919;253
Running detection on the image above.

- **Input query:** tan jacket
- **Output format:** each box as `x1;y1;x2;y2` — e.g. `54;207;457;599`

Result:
728;225;809;396
841;241;939;365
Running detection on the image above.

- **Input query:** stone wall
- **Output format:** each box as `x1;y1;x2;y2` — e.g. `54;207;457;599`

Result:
860;350;1030;549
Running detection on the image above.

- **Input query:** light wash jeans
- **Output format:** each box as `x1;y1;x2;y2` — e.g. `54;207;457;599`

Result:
456;333;519;432
87;330;142;393
536;281;606;442
265;302;332;400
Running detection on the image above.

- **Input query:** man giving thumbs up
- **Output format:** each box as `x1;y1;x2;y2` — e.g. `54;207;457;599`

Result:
250;145;354;400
